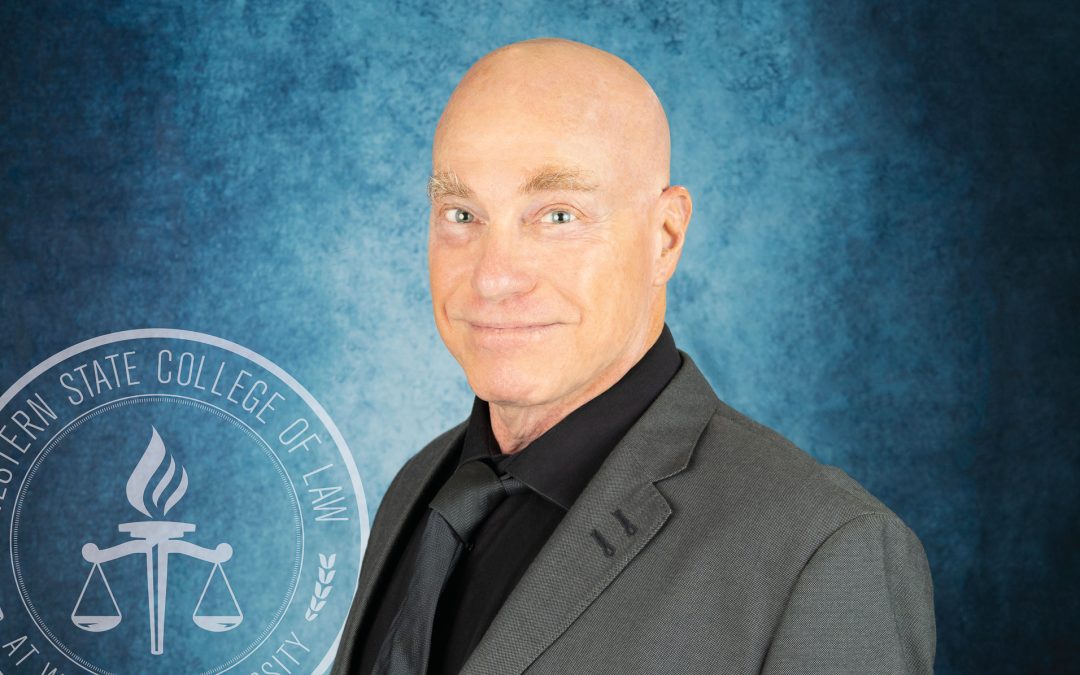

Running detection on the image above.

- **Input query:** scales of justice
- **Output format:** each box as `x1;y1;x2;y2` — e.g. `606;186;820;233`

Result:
71;426;243;655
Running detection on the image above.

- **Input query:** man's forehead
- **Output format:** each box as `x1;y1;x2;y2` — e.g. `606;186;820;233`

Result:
430;38;671;202
427;165;600;202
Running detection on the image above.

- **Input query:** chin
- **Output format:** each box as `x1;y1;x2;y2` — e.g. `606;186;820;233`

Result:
463;360;556;407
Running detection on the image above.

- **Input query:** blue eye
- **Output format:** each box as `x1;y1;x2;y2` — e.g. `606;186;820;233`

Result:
445;208;475;223
543;210;575;224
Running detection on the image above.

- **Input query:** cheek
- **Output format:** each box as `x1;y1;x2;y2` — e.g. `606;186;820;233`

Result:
428;244;468;304
590;239;654;330
545;241;641;324
428;255;461;345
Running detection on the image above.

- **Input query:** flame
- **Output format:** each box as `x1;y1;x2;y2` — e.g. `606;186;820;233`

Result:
126;426;188;518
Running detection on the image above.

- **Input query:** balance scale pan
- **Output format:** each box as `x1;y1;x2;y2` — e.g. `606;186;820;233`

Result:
194;615;243;632
72;615;122;632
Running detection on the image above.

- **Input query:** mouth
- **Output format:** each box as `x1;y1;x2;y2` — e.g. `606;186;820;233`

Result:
464;321;561;346
468;322;558;331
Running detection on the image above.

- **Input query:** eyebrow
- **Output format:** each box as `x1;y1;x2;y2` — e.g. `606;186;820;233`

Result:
427;170;474;202
517;166;599;194
427;166;599;202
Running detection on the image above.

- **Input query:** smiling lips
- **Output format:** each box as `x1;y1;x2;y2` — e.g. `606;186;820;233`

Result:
469;322;556;330
466;322;559;346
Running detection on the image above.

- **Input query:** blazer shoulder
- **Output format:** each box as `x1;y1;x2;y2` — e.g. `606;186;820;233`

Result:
376;418;468;514
762;510;937;674
693;396;911;537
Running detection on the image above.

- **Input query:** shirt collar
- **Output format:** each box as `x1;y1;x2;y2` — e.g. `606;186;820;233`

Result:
457;323;682;511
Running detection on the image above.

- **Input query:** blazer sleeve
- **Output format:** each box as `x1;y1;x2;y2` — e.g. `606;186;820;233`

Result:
761;512;936;674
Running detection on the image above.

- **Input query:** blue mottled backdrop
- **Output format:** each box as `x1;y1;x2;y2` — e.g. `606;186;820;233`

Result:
2;1;1077;672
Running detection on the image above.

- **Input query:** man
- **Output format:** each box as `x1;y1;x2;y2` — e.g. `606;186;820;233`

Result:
333;37;935;674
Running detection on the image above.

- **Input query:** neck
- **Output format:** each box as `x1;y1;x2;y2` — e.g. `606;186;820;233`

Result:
487;316;664;455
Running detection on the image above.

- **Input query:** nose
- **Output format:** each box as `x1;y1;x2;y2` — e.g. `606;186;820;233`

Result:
470;220;536;302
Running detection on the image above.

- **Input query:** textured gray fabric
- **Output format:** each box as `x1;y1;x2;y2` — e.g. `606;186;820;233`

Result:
430;462;526;544
333;352;936;674
371;511;461;675
371;461;524;674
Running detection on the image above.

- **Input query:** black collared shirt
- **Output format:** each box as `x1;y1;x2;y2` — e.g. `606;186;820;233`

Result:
355;325;681;675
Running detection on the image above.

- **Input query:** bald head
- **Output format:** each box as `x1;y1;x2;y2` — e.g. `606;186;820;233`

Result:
426;38;691;450
433;38;671;202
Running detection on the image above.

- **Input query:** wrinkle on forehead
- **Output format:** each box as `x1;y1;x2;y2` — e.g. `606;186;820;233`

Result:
433;38;671;198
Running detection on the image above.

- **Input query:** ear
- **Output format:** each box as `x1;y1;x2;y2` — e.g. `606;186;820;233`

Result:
651;185;692;286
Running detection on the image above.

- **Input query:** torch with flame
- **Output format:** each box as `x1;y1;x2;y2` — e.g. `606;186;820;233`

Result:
126;426;188;519
73;426;242;655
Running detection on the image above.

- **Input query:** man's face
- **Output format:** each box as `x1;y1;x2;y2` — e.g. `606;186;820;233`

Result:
428;90;663;410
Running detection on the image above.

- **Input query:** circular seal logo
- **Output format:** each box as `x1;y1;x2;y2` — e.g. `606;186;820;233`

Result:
0;329;368;674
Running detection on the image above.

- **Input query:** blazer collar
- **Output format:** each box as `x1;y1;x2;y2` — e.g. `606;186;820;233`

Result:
461;351;719;674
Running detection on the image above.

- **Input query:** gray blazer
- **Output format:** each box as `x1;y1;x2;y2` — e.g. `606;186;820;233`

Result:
332;352;936;674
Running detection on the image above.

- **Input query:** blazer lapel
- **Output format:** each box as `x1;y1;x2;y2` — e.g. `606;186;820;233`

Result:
331;421;467;674
461;353;720;675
